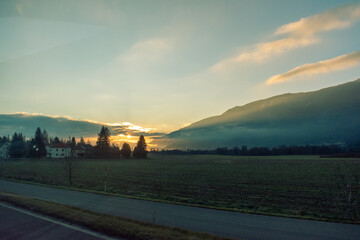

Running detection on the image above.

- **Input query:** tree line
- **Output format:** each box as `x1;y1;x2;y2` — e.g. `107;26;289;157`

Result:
152;143;360;157
96;126;148;158
0;126;148;159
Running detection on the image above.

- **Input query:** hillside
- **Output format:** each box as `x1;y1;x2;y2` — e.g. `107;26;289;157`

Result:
163;79;360;149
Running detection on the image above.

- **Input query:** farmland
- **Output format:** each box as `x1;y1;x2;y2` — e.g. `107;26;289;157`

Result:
1;154;359;222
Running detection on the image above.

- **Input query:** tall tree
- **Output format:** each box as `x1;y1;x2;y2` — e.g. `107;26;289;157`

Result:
79;137;85;145
133;135;148;158
120;142;132;158
30;127;46;158
96;126;111;157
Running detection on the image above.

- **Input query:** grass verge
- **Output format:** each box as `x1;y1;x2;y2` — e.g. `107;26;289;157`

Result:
0;192;234;240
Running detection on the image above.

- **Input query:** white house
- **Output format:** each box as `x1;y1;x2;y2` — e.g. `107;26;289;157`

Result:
0;142;10;159
46;143;71;158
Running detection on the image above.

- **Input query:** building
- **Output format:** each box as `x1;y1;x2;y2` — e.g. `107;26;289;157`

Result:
0;142;10;159
46;143;71;158
74;144;86;157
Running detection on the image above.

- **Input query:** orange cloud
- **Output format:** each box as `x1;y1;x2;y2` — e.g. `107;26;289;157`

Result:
266;51;360;85
212;3;360;70
275;4;360;37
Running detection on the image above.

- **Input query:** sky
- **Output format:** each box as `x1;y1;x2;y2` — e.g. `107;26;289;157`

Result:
1;0;360;134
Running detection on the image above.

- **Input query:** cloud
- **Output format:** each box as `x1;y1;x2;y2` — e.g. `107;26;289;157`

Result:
212;37;318;71
275;4;360;37
266;51;360;85
16;3;23;15
0;113;164;138
212;3;360;70
116;38;171;67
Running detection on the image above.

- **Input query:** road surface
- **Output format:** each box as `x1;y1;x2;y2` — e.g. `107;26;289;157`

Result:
1;179;360;240
0;202;117;240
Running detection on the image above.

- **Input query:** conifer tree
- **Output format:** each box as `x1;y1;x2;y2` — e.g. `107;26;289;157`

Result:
133;135;148;158
120;142;132;158
96;126;111;157
30;127;46;158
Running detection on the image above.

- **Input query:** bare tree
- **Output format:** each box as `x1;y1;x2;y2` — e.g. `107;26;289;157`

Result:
63;157;81;186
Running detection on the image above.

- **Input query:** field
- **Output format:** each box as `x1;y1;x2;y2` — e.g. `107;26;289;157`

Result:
1;154;360;222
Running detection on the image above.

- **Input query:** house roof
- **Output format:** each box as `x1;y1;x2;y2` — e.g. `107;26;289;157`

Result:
0;142;10;149
50;142;70;148
75;144;86;150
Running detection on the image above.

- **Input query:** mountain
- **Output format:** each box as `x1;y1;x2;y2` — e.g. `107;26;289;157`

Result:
162;79;360;149
0;114;162;139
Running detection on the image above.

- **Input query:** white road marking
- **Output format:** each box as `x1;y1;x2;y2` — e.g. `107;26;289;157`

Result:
0;202;121;240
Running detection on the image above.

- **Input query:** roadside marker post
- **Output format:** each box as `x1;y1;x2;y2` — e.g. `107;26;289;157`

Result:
104;166;108;192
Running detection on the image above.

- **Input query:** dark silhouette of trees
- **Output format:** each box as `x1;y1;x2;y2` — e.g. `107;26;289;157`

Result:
133;135;148;158
96;126;111;157
0;136;10;144
9;132;27;158
152;144;348;157
120;142;132;158
241;145;248;155
29;127;47;158
52;136;61;144
216;147;229;155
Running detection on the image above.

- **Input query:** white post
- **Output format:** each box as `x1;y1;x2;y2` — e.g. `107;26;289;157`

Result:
104;166;108;192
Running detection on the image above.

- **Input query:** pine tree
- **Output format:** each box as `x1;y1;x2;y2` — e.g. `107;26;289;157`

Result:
52;136;61;144
120;142;132;158
30;127;46;158
133;135;148;158
96;126;111;157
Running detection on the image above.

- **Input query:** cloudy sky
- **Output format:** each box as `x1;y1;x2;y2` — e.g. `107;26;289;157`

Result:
1;0;359;133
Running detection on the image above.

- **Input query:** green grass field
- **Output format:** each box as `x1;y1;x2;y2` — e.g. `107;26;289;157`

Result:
1;154;359;222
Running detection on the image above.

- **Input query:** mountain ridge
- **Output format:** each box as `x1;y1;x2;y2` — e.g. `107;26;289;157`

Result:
163;79;360;149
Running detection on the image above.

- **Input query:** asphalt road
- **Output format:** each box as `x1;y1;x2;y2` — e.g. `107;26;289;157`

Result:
0;203;116;240
1;179;360;240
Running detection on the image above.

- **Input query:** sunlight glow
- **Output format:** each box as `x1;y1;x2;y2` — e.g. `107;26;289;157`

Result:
107;122;153;133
